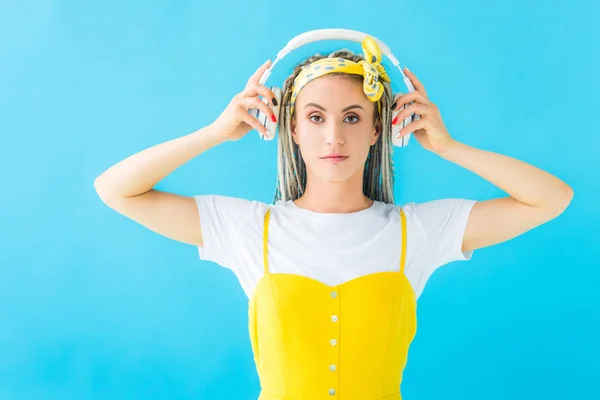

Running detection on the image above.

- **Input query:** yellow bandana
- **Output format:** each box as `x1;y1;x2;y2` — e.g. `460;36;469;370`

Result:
289;36;391;115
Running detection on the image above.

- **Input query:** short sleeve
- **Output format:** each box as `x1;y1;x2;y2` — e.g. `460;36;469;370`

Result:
193;194;266;269
404;198;477;278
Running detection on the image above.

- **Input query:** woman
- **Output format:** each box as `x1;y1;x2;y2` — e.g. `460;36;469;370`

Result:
94;37;573;399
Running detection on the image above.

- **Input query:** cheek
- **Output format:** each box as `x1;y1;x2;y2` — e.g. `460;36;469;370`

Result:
296;137;321;160
295;118;314;134
349;125;375;146
294;121;322;146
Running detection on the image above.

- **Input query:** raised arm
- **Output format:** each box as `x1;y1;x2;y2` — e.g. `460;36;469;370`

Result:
438;140;573;253
391;67;573;254
94;127;224;246
93;59;278;246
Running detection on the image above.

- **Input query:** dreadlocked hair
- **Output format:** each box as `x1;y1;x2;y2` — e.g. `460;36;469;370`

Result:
272;49;396;204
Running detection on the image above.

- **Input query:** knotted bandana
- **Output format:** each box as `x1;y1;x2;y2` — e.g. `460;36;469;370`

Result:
289;36;391;115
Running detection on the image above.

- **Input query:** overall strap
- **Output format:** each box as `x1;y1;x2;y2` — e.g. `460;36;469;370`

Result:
263;208;271;274
399;208;407;274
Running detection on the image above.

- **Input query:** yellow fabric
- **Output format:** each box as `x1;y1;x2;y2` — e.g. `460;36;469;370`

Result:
289;36;391;116
248;207;417;399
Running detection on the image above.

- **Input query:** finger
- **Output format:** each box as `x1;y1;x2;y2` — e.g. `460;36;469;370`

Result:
393;103;428;124
404;67;428;99
248;59;272;84
397;118;426;138
242;96;277;123
241;108;270;138
392;90;429;110
244;81;278;106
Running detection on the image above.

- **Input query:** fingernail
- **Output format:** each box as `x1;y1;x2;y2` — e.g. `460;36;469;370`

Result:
392;116;398;125
405;67;410;72
391;102;397;110
272;98;278;106
271;114;277;122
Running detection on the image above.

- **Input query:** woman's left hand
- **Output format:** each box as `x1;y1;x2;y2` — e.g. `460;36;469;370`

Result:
391;67;454;153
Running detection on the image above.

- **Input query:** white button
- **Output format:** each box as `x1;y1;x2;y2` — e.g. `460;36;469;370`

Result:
329;388;336;395
331;315;338;322
331;291;338;298
329;364;337;371
330;338;337;346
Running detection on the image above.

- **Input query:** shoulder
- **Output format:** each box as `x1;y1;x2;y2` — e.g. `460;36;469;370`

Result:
192;195;273;267
396;198;478;298
400;198;477;236
193;194;272;227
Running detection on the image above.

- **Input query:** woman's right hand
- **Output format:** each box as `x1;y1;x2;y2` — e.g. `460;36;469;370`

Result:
211;59;279;142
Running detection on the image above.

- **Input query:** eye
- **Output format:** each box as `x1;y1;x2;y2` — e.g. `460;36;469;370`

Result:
309;114;323;123
344;114;360;123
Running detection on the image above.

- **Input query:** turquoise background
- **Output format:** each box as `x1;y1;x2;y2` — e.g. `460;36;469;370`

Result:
1;0;598;399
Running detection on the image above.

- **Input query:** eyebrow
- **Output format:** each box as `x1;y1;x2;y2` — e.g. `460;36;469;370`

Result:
304;103;364;112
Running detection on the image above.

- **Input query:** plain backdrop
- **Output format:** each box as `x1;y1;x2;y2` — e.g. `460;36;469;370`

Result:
1;0;598;399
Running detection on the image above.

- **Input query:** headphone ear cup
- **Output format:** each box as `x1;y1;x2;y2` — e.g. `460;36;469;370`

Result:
255;86;282;141
248;87;282;141
265;86;282;140
390;92;417;147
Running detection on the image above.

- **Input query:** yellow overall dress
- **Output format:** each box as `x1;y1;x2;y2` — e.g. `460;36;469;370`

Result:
249;208;417;399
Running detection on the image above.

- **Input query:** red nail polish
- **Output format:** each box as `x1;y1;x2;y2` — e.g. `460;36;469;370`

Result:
392;116;398;125
271;114;277;122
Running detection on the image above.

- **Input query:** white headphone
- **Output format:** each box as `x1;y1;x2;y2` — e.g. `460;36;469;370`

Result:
249;28;420;147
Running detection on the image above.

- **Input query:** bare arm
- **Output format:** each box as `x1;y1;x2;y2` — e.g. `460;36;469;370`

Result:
94;126;225;246
393;68;574;254
436;139;574;253
94;59;278;247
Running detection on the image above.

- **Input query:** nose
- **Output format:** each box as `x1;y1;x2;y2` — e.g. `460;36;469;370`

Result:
324;120;345;146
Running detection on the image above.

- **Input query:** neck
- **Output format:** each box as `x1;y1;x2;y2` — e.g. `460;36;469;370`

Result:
293;169;373;214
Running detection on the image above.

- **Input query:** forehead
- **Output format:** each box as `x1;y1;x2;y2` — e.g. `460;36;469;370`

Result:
295;74;370;105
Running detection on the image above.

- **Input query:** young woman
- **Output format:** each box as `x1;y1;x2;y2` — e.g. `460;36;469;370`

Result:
94;37;573;399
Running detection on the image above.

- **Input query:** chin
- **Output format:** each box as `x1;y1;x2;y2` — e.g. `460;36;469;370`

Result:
307;160;361;183
319;173;353;183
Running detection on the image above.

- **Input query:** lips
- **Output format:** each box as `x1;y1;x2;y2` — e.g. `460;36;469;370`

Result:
321;155;348;163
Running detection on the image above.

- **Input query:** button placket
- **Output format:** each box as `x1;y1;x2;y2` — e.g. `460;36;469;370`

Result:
327;287;340;397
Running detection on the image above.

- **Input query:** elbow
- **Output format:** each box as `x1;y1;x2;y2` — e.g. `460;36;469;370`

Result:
560;183;574;208
94;176;119;206
550;184;574;217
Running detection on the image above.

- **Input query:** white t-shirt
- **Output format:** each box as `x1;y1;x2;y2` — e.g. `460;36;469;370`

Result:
194;195;477;300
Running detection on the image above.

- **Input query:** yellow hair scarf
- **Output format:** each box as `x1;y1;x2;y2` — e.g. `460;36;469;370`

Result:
289;36;391;115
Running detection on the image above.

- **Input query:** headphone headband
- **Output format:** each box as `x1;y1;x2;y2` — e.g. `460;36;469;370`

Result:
259;28;408;89
281;29;393;58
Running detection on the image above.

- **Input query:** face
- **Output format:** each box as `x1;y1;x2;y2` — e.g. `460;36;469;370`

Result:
291;74;381;183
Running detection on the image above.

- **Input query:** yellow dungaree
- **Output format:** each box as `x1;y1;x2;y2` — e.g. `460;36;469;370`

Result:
249;208;417;399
